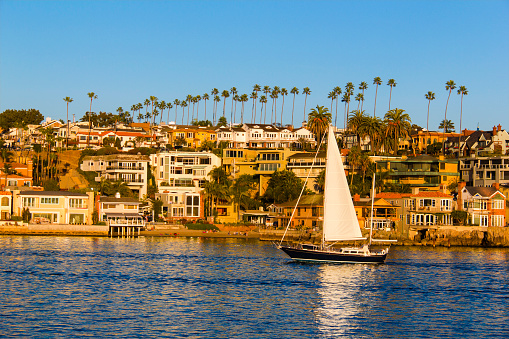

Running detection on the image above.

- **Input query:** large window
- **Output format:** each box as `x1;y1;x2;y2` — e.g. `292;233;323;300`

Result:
185;195;200;217
491;215;504;226
440;199;451;211
261;153;280;161
259;163;280;171
1;197;9;206
419;199;436;208
69;199;85;208
23;197;36;207
492;199;504;210
41;197;59;204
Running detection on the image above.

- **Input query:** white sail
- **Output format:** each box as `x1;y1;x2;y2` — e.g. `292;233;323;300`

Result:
323;125;364;241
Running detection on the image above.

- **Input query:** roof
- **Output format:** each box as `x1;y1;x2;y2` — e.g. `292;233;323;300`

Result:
18;190;88;197
288;152;326;159
82;154;150;161
376;192;412;199
277;194;323;207
354;198;395;207
100;196;140;203
464;186;503;198
411;191;452;198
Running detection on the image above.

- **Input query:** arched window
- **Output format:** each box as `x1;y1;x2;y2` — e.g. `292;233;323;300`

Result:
1;197;9;206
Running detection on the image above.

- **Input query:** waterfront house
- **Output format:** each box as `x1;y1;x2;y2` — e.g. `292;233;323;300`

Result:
352;194;398;231
405;190;454;227
97;193;144;225
0;191;12;220
12;190;94;224
459;155;509;187
155;186;204;222
457;182;506;227
80;154;150;199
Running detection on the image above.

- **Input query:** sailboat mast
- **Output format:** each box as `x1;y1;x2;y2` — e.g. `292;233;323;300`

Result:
369;163;376;246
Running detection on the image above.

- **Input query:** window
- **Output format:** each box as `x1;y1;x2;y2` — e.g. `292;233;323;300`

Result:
261;153;280;161
480;215;489;226
440;199;451;211
41;197;59;204
69;199;85;208
172;207;184;217
23;197;36;207
473;199;487;210
185;194;200;217
1;197;8;206
259;163;280;171
491;215;504;226
419;199;435;208
492;199;504;209
125;205;137;210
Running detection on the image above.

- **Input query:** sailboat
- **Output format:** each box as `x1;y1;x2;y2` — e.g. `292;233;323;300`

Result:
278;125;392;264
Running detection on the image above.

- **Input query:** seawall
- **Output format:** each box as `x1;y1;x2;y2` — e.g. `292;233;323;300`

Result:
260;227;509;247
0;224;109;236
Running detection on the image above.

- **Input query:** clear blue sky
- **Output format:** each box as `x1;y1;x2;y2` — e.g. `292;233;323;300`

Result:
1;0;508;131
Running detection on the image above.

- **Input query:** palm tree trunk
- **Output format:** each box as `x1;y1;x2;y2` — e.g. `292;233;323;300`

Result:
291;94;296;127
373;84;379;117
443;89;452;154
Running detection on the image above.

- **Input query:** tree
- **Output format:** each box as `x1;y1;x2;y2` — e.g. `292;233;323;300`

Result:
22;207;31;223
250;91;258;123
2;162;14;188
230;174;256;221
333;86;342;128
328;91;337;115
221;90;229;118
202;93;209;121
87;92;97;148
457;85;468;156
443;80;457;154
0;109;44;131
315;169;325;193
302;87;311;123
348;110;368;147
279;88;288;126
355;93;364;111
364;115;384;153
63;96;73;149
384;108;411;155
347;146;361;184
259;95;267;124
439;119;455;133
240;93;249;123
173;99;180;124
358;81;368;111
263;170;305;204
372;77;382;117
387;79;397;110
43;179;60;191
307;105;332;143
230;87;237;122
217;116;228;127
425;91;436;154
290;87;299;127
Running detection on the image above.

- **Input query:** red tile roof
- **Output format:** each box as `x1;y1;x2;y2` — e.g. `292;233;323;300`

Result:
411;191;452;198
376;192;412;199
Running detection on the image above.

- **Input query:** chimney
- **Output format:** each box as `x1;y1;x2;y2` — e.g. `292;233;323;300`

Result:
353;194;360;202
411;187;420;195
493;126;497;135
498;124;502;132
457;182;466;210
492;182;500;191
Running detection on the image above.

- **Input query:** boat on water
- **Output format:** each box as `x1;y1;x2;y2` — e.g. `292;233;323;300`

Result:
277;124;394;264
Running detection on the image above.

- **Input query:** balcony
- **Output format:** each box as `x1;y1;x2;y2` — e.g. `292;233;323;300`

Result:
106;166;145;171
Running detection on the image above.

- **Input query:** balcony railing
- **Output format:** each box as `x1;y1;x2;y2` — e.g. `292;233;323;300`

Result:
106;166;145;171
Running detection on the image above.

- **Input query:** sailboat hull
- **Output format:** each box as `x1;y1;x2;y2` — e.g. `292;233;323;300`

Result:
279;246;387;264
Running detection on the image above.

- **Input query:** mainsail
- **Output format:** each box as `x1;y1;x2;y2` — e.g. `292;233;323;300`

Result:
323;125;364;241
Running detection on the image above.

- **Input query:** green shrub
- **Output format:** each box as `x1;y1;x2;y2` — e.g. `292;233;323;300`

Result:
185;223;219;231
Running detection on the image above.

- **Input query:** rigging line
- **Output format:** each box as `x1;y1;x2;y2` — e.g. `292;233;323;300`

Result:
369;161;376;246
278;126;329;247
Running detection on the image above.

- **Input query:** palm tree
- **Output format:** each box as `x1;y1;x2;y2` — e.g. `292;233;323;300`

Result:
271;87;280;124
195;95;202;122
250;91;258;123
180;100;187;125
259;95;267;124
333;86;342;127
328;91;337;114
173;99;180;124
439;119;455;133
63;96;73;149
384;108;411;155
202;93;209;121
364;115;384;153
358;81;368;111
457;85;468;156
253;84;261;117
344;82;354;129
158;100;166;124
341;92;351;131
186;94;192;124
372;77;382;117
290;87;299;127
425;91;436;154
263;86;271;123
230;87;237;122
87;92;97;148
213;95;220;124
307;105;332;143
302;87;311;123
443;80;457;154
144;98;150;116
233;94;240;123
280;88;288;126
240;93;248;123
221;90;229;118
230;174;256;221
348;110;368;147
387;79;397;110
2;163;14;188
355;93;364;111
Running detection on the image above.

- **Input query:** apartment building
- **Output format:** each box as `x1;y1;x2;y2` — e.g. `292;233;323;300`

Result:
460;156;509;187
81;154;150;199
150;151;221;189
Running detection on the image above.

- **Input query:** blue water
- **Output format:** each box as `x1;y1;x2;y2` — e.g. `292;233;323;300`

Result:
0;236;507;338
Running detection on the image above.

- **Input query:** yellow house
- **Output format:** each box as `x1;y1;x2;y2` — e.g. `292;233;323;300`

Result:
12;190;95;225
222;148;298;195
165;126;217;148
411;130;462;153
352;194;398;230
377;154;459;193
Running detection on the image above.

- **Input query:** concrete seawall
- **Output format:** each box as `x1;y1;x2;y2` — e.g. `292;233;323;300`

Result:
260;227;509;247
0;224;109;236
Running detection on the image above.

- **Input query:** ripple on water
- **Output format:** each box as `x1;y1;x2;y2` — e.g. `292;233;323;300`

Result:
0;237;508;338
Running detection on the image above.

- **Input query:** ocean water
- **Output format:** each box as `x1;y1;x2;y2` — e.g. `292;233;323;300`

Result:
0;236;507;338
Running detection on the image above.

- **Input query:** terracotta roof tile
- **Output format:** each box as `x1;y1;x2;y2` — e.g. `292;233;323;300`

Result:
411;191;452;198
